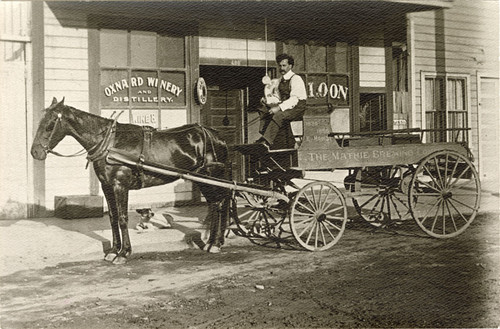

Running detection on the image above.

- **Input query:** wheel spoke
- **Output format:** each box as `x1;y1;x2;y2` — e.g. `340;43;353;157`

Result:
358;193;379;209
423;163;443;190
448;165;471;189
415;177;442;193
323;217;343;231
304;221;316;245
430;199;443;234
444;199;458;232
320;221;337;240
417;196;442;225
324;205;346;216
434;156;445;189
448;196;478;211
298;217;316;238
448;198;471;223
320;187;333;211
296;200;315;215
446;156;460;188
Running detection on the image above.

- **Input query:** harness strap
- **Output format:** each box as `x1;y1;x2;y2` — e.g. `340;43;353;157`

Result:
136;126;156;188
86;111;123;164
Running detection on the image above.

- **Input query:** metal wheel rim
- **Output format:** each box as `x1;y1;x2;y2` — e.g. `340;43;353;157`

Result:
409;150;481;238
289;181;347;251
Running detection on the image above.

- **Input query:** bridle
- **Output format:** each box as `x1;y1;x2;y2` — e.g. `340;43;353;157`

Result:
42;110;120;160
42;112;88;157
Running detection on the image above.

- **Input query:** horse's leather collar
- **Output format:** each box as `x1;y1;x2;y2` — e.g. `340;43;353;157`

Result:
86;119;117;163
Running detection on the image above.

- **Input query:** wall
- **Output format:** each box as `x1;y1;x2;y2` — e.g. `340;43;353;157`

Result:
43;4;90;210
0;2;31;219
409;0;499;185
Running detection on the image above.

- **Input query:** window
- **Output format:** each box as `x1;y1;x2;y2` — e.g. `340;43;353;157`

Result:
423;75;469;143
99;29;187;127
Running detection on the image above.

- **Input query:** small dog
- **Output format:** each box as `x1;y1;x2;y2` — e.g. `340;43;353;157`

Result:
135;208;171;232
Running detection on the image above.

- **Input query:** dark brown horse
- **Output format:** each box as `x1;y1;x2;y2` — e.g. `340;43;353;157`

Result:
31;98;230;264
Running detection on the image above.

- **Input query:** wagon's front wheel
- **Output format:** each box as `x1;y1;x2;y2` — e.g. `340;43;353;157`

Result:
290;181;348;251
409;150;481;238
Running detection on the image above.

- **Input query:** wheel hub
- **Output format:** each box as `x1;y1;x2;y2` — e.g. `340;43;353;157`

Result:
317;213;327;222
442;191;453;199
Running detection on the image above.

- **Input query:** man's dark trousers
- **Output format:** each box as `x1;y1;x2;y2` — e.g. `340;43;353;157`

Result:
259;100;306;147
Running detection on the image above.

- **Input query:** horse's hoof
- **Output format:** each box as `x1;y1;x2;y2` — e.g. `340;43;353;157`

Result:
104;253;117;262
204;245;221;253
112;256;127;265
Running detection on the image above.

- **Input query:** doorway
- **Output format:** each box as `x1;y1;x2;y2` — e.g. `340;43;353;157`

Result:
200;66;268;181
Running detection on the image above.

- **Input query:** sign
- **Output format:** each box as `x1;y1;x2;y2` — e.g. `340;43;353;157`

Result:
306;74;349;106
100;70;186;108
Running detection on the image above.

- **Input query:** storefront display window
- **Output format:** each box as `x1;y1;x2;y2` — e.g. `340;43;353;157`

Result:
98;29;187;127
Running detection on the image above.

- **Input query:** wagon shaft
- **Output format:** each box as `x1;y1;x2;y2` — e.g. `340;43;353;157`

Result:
106;148;289;203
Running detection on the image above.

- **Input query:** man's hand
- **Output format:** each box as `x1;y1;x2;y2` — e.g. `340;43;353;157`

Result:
269;106;280;115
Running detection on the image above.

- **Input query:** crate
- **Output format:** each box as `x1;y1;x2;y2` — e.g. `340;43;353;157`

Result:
54;195;104;219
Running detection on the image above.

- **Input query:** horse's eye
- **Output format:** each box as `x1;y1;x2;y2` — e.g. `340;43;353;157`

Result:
45;121;55;132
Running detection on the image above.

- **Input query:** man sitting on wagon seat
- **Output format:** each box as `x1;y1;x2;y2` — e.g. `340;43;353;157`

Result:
256;53;307;149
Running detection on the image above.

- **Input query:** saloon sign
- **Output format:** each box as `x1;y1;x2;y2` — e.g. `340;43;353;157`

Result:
306;74;349;106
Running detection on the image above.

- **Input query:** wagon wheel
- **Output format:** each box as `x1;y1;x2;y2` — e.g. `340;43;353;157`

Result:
408;150;480;238
231;191;287;239
289;181;348;251
349;166;413;227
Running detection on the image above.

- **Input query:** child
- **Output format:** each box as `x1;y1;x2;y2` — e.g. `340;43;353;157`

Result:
135;208;171;232
262;75;281;107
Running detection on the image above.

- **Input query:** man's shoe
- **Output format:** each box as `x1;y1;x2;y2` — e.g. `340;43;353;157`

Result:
255;138;270;147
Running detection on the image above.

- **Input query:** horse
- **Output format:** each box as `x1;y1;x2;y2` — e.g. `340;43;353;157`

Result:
31;97;230;264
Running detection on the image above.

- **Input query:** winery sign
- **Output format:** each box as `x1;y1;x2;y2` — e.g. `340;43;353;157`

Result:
100;71;185;107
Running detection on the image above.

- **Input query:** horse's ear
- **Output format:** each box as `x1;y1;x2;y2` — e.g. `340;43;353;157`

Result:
51;97;58;106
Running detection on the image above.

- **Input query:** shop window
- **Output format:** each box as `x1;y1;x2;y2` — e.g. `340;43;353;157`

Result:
359;93;386;132
98;29;187;115
100;30;127;67
131;32;157;68
424;75;468;143
283;42;350;108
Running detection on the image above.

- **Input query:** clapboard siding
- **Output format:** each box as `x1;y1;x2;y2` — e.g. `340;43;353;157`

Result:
410;0;498;168
359;46;385;88
43;3;90;210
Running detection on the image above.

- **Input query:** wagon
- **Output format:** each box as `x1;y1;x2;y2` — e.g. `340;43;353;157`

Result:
228;108;481;251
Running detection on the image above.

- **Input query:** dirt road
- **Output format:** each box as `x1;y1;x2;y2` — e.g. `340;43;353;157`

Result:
1;210;499;329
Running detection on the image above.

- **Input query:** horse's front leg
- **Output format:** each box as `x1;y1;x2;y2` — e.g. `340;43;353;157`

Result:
113;187;132;264
102;184;121;262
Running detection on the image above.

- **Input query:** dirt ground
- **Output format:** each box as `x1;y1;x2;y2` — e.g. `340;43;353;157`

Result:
1;209;499;329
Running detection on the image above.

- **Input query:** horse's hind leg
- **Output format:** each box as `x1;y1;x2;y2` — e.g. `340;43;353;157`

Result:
203;195;230;253
102;184;121;262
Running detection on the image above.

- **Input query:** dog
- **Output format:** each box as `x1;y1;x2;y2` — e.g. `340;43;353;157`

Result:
135;208;171;232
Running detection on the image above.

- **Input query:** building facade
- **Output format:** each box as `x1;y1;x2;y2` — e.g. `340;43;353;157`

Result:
0;0;498;219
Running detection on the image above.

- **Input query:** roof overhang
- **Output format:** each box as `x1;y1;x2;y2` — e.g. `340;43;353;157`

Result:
46;0;454;39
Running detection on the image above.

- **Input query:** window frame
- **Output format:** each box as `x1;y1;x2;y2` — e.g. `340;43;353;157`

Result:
420;71;471;145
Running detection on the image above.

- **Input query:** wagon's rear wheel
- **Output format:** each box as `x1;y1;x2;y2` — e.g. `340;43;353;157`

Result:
349;166;413;227
230;191;287;239
290;181;347;251
409;150;480;238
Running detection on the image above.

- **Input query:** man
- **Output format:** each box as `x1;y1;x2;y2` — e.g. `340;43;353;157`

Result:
256;53;307;148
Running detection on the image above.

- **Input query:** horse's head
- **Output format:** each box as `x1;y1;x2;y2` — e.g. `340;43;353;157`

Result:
31;97;70;160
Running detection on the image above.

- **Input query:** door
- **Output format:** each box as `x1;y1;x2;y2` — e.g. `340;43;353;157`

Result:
202;89;245;181
478;76;499;191
0;43;29;219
